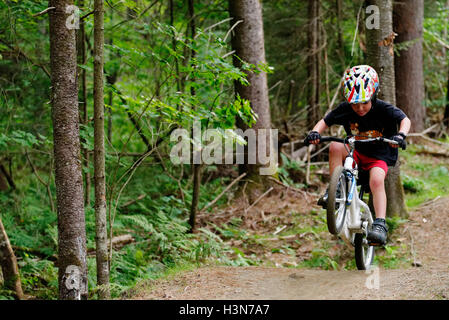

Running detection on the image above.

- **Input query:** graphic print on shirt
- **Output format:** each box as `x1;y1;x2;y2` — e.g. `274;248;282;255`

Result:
350;122;383;140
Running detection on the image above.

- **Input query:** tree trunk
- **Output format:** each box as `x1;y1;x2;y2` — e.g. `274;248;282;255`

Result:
0;218;23;299
307;0;321;129
286;80;295;116
445;71;449;128
189;163;201;233
0;172;7;191
187;0;202;233
93;0;110;299
48;0;88;300
77;0;91;207
445;0;449;130
106;11;116;144
335;0;345;68
169;0;182;96
366;0;396;105
229;0;276;201
393;0;425;133
366;0;408;218
445;59;449;129
0;164;15;190
107;91;113;143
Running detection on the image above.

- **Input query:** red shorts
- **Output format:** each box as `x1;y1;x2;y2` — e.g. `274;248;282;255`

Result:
353;150;388;174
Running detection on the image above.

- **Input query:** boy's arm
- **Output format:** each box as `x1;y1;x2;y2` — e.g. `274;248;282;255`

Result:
312;119;329;134
398;117;411;136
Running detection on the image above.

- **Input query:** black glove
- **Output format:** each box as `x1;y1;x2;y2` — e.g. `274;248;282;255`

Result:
304;131;321;145
392;132;407;150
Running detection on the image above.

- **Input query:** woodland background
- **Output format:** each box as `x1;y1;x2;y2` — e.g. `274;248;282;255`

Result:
0;0;449;299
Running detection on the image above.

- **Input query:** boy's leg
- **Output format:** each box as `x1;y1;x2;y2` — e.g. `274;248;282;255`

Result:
369;167;387;219
367;166;389;245
329;142;349;175
318;142;348;208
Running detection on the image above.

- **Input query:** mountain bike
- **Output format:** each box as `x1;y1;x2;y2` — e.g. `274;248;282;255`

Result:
306;135;400;270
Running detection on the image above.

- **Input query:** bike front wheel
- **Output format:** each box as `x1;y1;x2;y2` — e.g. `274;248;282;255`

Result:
327;166;348;235
354;233;375;270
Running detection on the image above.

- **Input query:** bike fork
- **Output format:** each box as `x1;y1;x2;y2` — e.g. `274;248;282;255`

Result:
346;174;357;206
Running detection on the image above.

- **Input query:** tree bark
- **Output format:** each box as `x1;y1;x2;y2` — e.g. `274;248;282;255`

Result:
366;0;396;105
77;0;91;207
393;0;425;133
93;0;110;299
48;0;88;300
228;0;276;200
366;0;408;218
0;218;23;299
335;0;345;68
307;0;321;129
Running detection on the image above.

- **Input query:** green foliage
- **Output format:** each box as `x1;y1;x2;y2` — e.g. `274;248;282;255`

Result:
278;153;306;188
386;216;408;233
2;0;449;300
401;174;425;193
401;146;449;208
0;130;46;150
374;245;409;269
105;215;225;296
299;248;340;270
18;256;58;299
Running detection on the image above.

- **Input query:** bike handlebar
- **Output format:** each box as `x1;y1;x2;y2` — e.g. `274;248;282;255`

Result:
318;136;346;144
304;135;401;148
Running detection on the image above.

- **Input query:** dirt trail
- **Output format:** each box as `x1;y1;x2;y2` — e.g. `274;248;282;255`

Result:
133;196;449;300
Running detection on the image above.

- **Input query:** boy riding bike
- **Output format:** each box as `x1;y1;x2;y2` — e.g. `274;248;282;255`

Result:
305;65;411;246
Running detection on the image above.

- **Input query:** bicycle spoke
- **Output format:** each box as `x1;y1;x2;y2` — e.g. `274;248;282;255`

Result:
335;205;345;224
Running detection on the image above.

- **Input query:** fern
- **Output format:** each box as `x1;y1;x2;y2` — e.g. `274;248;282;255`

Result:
120;214;155;233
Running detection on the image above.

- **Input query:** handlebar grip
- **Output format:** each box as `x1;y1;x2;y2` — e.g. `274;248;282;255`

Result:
303;137;310;146
303;136;346;146
320;136;346;144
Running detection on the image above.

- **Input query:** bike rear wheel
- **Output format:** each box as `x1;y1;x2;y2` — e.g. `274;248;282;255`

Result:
327;166;348;235
354;233;375;270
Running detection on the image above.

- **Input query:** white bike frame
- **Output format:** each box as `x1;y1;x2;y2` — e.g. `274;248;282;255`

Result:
337;136;397;246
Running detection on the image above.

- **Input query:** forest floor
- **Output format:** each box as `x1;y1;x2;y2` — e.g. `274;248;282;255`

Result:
130;188;449;300
128;138;449;300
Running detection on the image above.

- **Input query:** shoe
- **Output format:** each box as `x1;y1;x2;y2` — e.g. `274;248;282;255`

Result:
367;218;388;246
317;189;328;209
318;182;343;209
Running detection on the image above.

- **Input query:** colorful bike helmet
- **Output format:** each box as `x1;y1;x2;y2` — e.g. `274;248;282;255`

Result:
341;65;379;104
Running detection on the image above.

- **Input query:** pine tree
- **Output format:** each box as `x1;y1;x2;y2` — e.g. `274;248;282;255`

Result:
228;0;276;201
366;0;408;218
48;0;88;299
93;0;110;299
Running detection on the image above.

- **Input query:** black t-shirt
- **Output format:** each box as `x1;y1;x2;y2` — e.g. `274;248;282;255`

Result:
323;99;407;166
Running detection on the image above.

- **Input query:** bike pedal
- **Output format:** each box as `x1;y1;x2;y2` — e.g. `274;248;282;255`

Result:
368;242;383;247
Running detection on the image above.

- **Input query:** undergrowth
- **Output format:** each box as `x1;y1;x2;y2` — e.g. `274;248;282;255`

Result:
400;143;449;208
0;162;235;299
1;139;448;299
